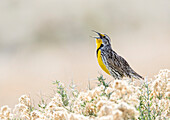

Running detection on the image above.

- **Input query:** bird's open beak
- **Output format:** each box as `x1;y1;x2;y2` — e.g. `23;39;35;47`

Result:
91;30;104;39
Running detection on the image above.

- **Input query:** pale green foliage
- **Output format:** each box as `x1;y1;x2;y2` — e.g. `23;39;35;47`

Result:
53;80;69;106
0;69;169;120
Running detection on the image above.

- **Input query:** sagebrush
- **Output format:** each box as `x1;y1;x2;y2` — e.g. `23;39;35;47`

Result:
0;69;169;120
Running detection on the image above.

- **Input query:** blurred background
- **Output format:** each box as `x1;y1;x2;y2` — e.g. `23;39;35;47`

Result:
0;0;170;107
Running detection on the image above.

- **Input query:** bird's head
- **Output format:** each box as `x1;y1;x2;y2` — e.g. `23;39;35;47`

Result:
92;30;111;48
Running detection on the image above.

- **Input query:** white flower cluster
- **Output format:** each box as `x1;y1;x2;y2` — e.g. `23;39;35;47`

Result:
149;69;170;119
0;69;169;120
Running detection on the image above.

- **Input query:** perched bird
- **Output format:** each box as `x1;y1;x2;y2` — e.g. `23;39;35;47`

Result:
92;30;143;80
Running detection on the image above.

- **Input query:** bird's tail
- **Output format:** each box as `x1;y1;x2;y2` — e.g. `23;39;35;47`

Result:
131;70;144;80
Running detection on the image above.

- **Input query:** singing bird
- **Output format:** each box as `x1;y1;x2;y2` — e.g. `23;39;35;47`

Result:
92;30;143;80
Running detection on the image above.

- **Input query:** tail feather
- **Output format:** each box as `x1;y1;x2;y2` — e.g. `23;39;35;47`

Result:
130;70;144;80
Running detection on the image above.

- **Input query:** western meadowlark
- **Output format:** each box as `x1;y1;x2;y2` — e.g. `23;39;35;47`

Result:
92;30;143;80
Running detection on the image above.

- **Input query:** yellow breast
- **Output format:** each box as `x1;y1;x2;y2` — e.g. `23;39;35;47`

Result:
97;50;110;75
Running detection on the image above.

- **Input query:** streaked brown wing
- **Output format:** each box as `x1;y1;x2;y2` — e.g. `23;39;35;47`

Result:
101;49;132;78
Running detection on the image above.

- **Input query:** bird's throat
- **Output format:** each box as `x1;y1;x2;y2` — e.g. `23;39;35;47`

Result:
96;44;103;57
